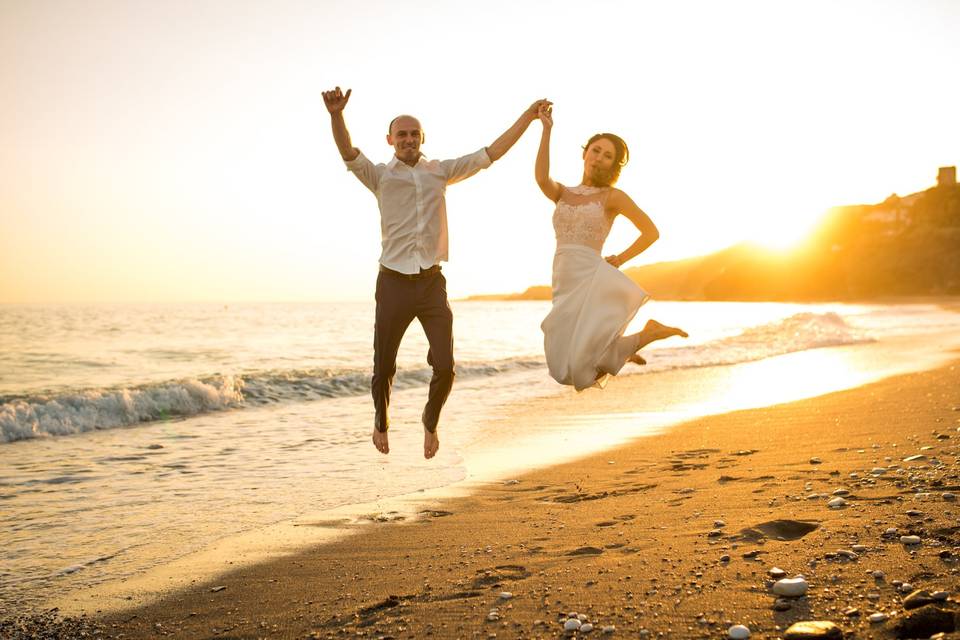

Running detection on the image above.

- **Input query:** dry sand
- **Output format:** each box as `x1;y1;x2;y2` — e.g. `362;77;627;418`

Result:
6;359;960;639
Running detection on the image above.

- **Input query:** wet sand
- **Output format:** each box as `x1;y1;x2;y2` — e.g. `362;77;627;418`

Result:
20;356;960;639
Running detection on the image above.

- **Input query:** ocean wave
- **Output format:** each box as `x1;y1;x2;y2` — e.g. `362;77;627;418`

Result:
0;312;871;443
635;311;875;374
0;360;544;444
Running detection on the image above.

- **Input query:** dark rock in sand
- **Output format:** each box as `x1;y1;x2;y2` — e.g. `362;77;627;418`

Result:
893;606;956;639
783;620;844;639
903;589;939;610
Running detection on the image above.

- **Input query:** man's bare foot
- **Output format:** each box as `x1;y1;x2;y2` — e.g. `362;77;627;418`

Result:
372;428;389;455
424;429;439;459
628;354;647;365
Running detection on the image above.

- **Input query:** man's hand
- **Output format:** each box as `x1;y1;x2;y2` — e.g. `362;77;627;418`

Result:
538;103;553;130
323;86;352;114
526;98;552;121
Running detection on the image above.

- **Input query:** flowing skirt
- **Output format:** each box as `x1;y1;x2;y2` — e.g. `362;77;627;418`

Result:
541;244;650;391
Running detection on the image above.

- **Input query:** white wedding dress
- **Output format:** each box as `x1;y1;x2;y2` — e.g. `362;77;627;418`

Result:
541;185;650;390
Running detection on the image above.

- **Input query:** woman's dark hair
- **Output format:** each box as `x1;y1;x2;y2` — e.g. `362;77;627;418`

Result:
583;133;630;186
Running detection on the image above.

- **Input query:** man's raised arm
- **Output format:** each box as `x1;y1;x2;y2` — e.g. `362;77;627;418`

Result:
323;86;359;161
485;98;552;162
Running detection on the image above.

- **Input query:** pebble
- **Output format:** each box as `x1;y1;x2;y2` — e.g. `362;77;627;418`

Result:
768;567;787;579
832;489;850;496
210;586;226;592
810;457;822;464
773;598;793;611
772;577;809;597
580;623;594;633
943;492;957;501
602;625;615;634
900;583;914;593
720;554;731;562
872;570;886;579
714;520;726;528
842;606;860;617
563;618;582;631
837;549;859;560
903;454;928;462
900;535;922;545
487;610;500;621
871;467;888;475
827;497;847;508
742;550;761;559
499;591;513;600
782;620;843;639
728;624;751;639
931;590;949;600
868;612;888;623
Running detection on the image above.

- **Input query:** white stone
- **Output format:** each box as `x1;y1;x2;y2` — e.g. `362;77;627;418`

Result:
578;613;589;622
828;497;847;508
852;545;867;552
900;583;914;593
932;591;949;600
564;618;582;631
487;611;500;621
580;623;594;633
884;527;898;536
810;457;822;464
499;592;513;600
900;535;922;545
714;520;726;528
868;613;887;623
768;567;787;579
602;626;616;634
872;570;885;579
728;624;751;639
772;577;809;597
833;489;850;496
871;467;888;475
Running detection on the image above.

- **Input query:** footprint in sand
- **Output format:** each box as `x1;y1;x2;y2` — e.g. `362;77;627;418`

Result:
737;519;820;542
566;546;604;556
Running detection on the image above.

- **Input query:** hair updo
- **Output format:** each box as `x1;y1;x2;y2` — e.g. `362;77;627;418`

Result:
583;132;630;186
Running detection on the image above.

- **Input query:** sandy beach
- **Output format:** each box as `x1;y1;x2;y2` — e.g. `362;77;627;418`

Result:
10;350;958;640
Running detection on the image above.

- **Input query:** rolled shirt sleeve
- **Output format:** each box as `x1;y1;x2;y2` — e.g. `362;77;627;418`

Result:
344;151;381;193
439;147;493;185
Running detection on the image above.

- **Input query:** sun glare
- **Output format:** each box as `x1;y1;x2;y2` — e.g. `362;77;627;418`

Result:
749;206;827;252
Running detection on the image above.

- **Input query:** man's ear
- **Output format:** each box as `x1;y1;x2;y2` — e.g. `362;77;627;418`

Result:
386;134;394;146
421;132;426;145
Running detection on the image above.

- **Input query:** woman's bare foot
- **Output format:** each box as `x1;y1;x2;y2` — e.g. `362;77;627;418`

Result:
424;429;439;459
372;428;389;455
636;319;688;350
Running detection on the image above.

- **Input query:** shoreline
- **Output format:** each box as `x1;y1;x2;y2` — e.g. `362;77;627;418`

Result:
27;346;960;639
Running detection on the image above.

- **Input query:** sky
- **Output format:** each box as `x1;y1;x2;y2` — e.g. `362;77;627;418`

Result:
1;0;958;303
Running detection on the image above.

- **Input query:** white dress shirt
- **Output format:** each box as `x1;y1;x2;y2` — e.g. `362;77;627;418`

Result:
345;148;492;274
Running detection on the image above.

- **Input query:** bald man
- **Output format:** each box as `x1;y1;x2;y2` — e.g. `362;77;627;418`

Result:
322;86;549;459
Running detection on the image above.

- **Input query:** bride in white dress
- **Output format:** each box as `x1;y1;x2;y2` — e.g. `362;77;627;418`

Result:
535;104;687;390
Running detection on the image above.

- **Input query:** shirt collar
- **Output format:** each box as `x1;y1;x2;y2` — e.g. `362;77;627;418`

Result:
388;153;427;169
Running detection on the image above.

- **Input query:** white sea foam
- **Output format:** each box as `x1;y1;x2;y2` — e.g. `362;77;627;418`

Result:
0;377;244;443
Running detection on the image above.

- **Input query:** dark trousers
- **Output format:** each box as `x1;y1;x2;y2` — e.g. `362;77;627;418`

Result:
372;269;454;433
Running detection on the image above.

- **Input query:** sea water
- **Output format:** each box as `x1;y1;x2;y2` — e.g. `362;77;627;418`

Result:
1;300;958;613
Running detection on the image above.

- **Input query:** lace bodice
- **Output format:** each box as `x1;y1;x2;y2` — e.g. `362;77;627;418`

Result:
552;185;613;251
